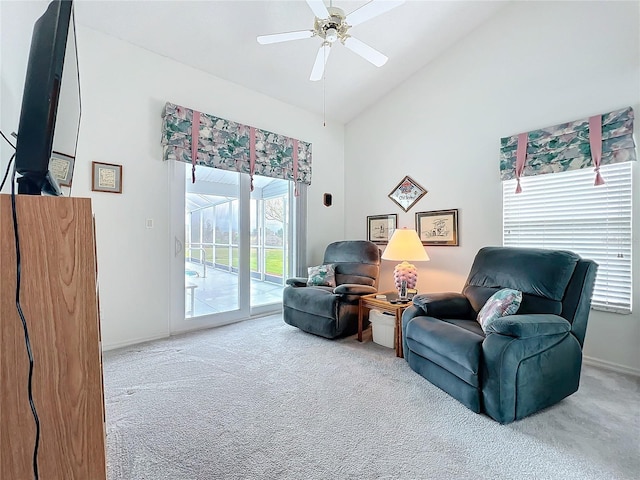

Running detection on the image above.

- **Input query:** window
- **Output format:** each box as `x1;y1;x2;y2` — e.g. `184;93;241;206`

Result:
503;162;633;314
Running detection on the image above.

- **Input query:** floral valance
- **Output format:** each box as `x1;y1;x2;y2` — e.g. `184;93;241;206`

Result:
161;102;312;188
500;107;636;183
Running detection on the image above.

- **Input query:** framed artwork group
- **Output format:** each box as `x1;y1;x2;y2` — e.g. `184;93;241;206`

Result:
367;209;459;246
46;153;124;194
369;175;458;246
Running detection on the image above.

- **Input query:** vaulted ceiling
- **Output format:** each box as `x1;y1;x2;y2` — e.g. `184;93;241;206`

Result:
75;1;508;124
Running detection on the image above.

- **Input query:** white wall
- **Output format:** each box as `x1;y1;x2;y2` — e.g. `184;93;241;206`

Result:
1;2;345;349
344;1;640;374
79;27;345;349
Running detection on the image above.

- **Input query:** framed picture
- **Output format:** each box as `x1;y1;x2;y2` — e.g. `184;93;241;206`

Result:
92;161;122;194
48;151;75;187
388;175;427;212
367;214;397;244
415;209;459;246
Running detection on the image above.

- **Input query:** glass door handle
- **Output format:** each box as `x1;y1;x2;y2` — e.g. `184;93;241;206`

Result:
175;237;183;257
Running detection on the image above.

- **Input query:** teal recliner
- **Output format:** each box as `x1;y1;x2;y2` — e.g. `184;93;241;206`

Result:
283;241;380;339
402;246;598;423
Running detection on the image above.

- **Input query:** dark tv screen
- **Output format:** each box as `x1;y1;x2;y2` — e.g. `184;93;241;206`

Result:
14;0;80;195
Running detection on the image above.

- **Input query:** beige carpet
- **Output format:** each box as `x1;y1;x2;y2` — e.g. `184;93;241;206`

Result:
103;314;640;479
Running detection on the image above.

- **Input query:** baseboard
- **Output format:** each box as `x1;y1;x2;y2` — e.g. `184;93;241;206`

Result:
102;311;283;352
102;333;169;352
583;355;640;377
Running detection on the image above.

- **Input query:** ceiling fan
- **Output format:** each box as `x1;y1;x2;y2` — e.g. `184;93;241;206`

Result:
257;0;405;81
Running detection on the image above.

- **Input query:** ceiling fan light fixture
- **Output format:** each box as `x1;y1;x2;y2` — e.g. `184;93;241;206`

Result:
325;27;338;43
257;0;406;83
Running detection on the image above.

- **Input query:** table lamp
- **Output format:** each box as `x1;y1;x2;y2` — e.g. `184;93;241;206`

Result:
381;227;430;300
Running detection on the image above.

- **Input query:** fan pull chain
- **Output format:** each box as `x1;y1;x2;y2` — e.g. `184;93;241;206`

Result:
323;45;327;127
323;75;326;127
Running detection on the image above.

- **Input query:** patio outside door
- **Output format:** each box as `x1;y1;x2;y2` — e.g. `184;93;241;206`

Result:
169;162;294;333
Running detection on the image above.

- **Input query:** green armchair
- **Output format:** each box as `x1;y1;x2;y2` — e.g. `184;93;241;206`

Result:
402;246;598;423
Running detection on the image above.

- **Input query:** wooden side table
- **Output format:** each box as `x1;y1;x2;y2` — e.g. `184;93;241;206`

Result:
358;291;413;358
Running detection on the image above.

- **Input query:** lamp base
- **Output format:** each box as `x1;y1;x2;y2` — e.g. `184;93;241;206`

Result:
394;261;417;299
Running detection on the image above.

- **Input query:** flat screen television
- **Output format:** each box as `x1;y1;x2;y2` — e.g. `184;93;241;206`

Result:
14;0;80;196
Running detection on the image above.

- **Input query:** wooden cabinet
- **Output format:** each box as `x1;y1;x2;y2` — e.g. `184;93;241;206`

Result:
0;194;106;479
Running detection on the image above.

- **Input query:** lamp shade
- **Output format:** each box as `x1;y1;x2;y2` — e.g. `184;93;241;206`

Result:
381;228;430;262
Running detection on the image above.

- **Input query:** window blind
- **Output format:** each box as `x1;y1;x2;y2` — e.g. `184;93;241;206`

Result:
503;162;633;314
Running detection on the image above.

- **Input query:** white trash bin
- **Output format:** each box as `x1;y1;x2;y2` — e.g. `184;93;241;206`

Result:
369;309;395;349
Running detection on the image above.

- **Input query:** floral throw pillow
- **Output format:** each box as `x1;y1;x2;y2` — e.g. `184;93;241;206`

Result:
307;264;336;287
477;288;522;332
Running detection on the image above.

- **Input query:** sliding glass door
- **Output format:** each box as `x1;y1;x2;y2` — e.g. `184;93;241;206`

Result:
250;178;291;307
184;170;241;317
169;162;295;332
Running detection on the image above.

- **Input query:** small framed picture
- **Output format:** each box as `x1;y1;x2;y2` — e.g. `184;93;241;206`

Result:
367;214;397;244
92;161;122;194
415;209;459;246
48;151;75;187
388;175;427;212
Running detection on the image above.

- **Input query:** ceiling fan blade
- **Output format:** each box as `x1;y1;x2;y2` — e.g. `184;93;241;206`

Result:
343;36;387;67
346;0;405;27
257;30;314;45
310;43;331;81
306;0;330;19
